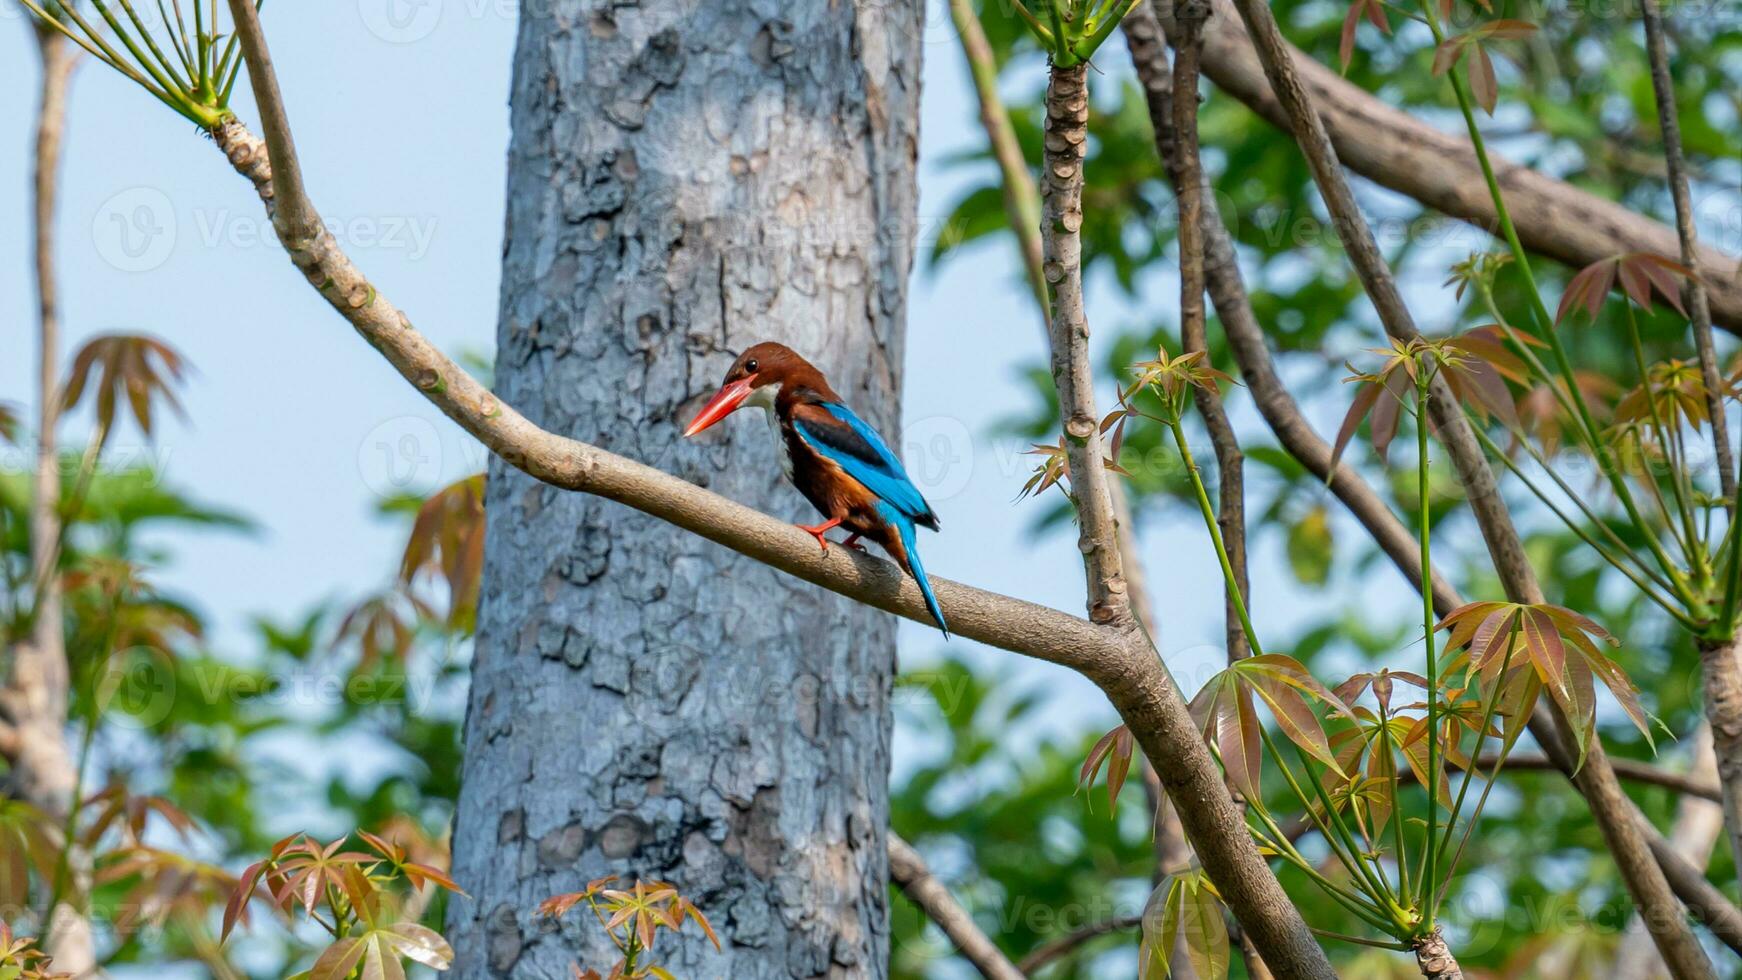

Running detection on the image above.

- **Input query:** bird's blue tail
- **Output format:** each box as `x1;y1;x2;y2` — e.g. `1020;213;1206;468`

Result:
885;505;949;638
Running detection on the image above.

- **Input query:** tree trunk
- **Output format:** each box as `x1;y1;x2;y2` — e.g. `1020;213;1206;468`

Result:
5;25;96;976
447;3;921;977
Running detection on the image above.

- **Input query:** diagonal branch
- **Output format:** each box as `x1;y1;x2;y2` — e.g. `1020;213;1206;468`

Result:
1641;0;1742;886
1640;0;1733;501
888;834;1026;980
1168;0;1250;666
1121;1;1462;618
1017;915;1141;974
1224;1;1715;973
216;7;1333;975
1146;0;1742;335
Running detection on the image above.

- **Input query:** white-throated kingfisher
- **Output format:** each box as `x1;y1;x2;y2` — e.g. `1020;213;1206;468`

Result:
683;342;948;636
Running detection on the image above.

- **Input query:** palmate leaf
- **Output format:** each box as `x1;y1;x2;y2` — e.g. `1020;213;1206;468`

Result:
267;834;377;919
80;782;202;848
1556;253;1694;325
1139;870;1230;980
335;589;434;671
538;876;619;920
310;922;453;980
95;846;235;931
0;403;19;445
1128;347;1236;404
1436;600;1648;768
61;334;188;441
1016;435;1128;502
356;828;465;897
0;923;69;980
1189;655;1352;797
1333;668;1429;716
1334;332;1523;469
398;474;486;633
602;881;682;953
1615;360;1712;434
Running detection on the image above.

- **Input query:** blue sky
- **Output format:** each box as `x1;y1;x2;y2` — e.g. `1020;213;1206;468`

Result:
0;0;1405;765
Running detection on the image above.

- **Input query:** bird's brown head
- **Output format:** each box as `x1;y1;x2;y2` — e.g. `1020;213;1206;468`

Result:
682;342;821;437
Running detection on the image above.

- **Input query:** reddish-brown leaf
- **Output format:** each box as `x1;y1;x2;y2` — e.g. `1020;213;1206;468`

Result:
1475;18;1538;39
1555;258;1617;326
60;334;188;441
1431;37;1466;76
1331;379;1383;472
1468;44;1499;115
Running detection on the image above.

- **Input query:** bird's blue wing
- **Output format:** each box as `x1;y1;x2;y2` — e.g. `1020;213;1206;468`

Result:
793;401;936;524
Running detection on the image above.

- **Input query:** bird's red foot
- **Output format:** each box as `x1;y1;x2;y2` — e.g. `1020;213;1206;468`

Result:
842;533;867;553
796;518;844;553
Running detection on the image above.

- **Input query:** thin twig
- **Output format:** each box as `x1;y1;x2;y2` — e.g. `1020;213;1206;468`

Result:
1640;0;1734;509
1169;0;1251;665
1016;915;1140;973
888;835;1026;980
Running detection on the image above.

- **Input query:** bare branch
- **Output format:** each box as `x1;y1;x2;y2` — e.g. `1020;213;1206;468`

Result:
1121;2;1462;618
1224;0;1712;973
1168;0;1250;665
1640;0;1734;504
1040;63;1134;630
947;0;1159;637
1641;0;1742;885
1016;915;1140;974
888;834;1027;980
223;0;315;240
1409;753;1722;804
1149;0;1742;334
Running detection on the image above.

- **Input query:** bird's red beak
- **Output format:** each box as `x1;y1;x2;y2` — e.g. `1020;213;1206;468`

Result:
683;376;757;437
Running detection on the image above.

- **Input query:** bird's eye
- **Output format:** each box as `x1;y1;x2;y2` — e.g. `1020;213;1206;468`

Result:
745;358;758;374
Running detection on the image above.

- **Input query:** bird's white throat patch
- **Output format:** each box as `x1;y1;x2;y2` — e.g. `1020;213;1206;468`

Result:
744;383;792;478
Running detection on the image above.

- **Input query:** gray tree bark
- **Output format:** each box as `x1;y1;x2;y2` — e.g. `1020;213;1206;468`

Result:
447;2;921;978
